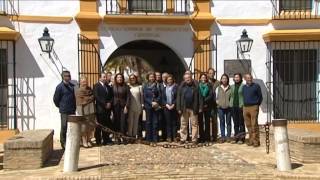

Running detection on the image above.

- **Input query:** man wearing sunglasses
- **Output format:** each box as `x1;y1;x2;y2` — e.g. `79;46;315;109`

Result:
53;70;76;150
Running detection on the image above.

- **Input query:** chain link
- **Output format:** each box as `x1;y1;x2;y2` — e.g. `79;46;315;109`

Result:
94;121;250;149
264;123;271;154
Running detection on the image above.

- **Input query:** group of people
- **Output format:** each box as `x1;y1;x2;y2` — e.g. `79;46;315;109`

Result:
53;68;262;149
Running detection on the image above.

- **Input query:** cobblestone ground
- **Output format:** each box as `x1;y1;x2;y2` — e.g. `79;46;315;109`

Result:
100;143;275;179
1;142;320;179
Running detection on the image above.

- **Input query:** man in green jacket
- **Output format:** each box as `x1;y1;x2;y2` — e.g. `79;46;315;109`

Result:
229;73;245;144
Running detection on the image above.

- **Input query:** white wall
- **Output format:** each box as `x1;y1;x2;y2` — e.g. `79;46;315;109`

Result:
99;24;194;66
18;0;79;16
12;21;80;138
213;23;274;124
3;0;319;139
213;0;272;19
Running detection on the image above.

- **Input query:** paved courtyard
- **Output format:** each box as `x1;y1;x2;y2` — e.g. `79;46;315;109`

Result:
0;141;320;179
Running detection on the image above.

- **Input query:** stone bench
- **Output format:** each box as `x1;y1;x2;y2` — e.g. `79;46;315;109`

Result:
3;129;54;170
260;126;320;163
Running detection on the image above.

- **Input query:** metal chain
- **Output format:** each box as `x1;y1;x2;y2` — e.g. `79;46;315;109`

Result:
94;121;250;149
264;123;271;154
94;121;212;149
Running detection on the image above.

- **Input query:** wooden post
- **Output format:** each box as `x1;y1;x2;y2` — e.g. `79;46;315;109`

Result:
63;115;82;172
272;119;292;171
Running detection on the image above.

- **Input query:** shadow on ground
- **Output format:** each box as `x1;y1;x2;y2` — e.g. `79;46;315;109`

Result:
292;163;303;170
78;163;109;171
44;149;64;167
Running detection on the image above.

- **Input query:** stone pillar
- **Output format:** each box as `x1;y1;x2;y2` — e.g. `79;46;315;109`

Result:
75;0;101;88
272;119;292;171
63;115;82;172
190;0;215;79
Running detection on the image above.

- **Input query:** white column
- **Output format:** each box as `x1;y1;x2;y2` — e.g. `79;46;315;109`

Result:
63;115;81;172
273;119;292;171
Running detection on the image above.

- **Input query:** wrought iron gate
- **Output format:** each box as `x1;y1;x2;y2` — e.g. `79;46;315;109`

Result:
77;34;102;87
188;34;218;79
0;40;17;129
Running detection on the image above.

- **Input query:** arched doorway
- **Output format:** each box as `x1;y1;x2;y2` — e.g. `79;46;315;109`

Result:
104;40;187;82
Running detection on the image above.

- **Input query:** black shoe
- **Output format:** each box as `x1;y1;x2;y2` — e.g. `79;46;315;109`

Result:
192;141;198;145
230;139;238;144
218;138;225;144
253;142;260;147
179;140;186;144
246;142;254;146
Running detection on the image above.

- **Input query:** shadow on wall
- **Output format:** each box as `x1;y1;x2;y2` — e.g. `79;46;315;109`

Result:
253;79;270;114
13;37;44;131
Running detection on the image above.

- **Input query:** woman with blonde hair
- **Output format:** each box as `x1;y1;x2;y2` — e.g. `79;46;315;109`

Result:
75;76;96;148
127;74;143;138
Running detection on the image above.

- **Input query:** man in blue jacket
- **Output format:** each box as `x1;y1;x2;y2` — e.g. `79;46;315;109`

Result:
242;73;263;147
53;70;76;150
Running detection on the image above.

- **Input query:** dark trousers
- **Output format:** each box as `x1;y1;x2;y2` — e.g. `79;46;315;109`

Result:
164;108;177;140
211;108;218;142
145;108;159;142
231;107;245;141
113;104;127;134
60;113;69;148
95;112;112;145
198;109;211;142
218;108;232;138
137;114;144;138
158;109;166;140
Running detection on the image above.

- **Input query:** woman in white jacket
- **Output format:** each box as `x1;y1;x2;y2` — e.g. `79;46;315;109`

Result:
127;74;143;138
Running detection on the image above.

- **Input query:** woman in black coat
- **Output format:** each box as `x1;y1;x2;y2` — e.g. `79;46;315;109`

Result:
198;73;214;143
112;73;131;139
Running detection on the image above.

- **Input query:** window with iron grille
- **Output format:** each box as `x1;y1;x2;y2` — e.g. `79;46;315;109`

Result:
279;0;312;11
128;0;163;12
0;49;8;128
270;46;320;121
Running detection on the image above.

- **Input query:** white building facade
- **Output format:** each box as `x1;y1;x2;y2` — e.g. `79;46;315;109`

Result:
0;0;319;139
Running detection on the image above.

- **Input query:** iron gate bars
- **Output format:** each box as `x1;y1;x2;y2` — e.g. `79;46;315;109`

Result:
106;0;190;15
271;0;320;20
0;40;17;129
77;34;103;88
188;35;218;80
0;0;19;16
266;40;320;124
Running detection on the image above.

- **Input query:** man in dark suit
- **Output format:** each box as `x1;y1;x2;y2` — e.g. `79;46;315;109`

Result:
93;73;113;145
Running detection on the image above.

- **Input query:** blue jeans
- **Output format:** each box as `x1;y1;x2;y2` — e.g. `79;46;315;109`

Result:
231;107;245;141
145;108;159;142
218;108;232;138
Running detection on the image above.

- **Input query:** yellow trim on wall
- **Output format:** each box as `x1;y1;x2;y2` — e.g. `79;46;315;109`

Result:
217;19;271;25
0;27;20;40
263;29;320;42
11;15;73;23
104;15;189;25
